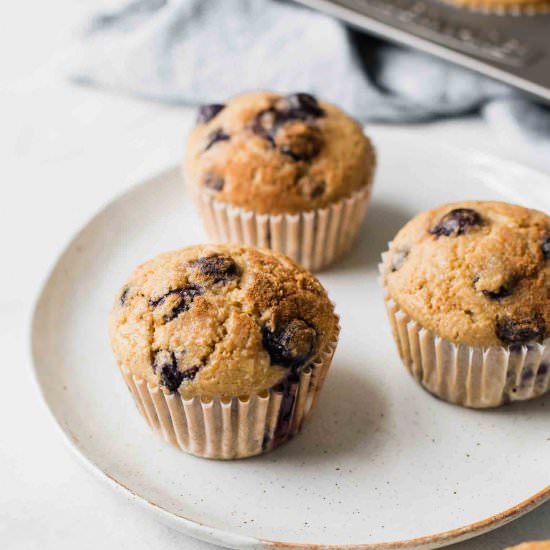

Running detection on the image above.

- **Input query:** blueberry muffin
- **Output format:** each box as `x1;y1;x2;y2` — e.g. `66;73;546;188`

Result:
110;244;339;458
183;91;376;271
443;0;550;12
382;201;550;408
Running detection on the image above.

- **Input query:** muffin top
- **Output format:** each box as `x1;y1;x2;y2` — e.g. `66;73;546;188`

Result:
110;245;337;398
183;91;375;215
383;201;550;348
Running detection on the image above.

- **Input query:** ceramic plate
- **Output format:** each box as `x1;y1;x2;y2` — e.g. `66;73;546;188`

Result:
30;128;550;549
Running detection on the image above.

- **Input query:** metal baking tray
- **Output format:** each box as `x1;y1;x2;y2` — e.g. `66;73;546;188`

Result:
293;0;550;103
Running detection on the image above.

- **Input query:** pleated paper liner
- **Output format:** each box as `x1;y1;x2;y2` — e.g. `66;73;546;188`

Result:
119;323;339;459
194;184;372;272
379;254;550;408
439;0;550;14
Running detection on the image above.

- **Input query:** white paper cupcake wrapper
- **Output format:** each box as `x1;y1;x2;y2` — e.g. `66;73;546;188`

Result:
195;185;372;272
379;254;550;408
119;323;339;459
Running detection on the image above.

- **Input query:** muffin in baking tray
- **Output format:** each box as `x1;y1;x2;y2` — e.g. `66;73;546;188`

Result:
183;91;376;271
381;201;550;408
442;0;550;14
109;244;339;458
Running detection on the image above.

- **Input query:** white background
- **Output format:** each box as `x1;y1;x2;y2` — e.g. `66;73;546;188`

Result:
1;1;549;548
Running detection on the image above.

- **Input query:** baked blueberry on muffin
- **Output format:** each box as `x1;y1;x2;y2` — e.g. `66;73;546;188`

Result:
442;0;550;13
183;91;376;271
110;245;339;458
382;201;550;408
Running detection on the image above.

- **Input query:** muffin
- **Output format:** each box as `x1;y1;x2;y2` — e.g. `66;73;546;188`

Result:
381;201;550;408
505;543;550;550
183;91;376;271
109;245;339;458
442;0;550;13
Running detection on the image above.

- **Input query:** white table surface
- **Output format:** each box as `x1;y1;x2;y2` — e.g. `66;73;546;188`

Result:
1;1;549;548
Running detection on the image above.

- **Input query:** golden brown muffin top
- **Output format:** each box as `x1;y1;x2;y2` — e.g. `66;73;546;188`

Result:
383;201;550;348
183;91;375;215
505;542;550;550
109;245;338;398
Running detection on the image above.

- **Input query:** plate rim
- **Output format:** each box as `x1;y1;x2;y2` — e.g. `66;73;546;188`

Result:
28;147;550;549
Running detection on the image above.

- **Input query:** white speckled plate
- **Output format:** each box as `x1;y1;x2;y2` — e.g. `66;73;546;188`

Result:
30;128;550;549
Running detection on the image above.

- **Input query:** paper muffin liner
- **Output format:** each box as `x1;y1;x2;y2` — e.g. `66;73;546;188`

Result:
118;322;339;459
440;0;550;14
379;254;550;408
194;184;372;272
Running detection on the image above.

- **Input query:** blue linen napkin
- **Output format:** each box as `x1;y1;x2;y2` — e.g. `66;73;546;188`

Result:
69;0;550;171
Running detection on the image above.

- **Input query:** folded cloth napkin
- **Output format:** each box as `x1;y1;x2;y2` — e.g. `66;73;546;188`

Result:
69;0;550;171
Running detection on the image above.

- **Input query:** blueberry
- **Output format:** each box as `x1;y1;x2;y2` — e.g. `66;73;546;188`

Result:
196;104;225;125
280;137;322;162
204;128;230;151
496;313;546;345
297;178;325;200
482;286;513;300
119;286;130;306
153;350;200;392
279;93;325;119
274;380;297;436
475;276;516;300
262;319;317;369
273;372;301;393
251;93;324;153
280;145;302;162
190;255;239;284
254;115;323;161
180;365;200;382
309;181;325;199
430;208;482;237
538;363;549;377
542;234;550;260
263;373;301;450
153;351;183;392
204;172;224;192
149;285;202;322
160;363;182;392
152;350;173;373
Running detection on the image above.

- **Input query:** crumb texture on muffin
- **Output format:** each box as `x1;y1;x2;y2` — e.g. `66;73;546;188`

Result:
110;245;337;398
384;201;550;348
183;91;375;215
